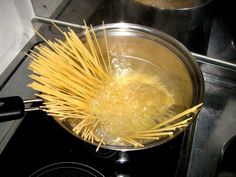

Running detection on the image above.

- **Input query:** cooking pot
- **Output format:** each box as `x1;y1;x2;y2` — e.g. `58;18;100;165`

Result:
90;0;216;54
0;23;204;151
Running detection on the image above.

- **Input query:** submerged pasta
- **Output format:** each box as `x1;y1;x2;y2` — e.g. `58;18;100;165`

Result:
88;71;175;146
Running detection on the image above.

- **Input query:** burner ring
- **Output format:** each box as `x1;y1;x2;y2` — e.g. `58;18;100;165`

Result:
29;162;105;177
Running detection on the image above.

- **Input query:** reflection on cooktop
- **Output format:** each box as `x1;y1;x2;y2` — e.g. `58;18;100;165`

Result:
29;162;105;177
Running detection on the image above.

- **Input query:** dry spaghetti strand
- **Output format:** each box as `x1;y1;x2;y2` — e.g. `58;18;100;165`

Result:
28;23;111;145
118;104;203;147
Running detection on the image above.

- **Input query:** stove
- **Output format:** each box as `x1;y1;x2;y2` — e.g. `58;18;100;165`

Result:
0;109;192;177
0;0;236;177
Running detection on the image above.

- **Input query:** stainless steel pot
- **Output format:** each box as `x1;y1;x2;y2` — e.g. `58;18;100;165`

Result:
90;0;216;54
0;23;204;151
59;23;205;151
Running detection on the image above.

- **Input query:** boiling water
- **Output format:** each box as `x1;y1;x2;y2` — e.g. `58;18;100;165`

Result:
89;54;178;146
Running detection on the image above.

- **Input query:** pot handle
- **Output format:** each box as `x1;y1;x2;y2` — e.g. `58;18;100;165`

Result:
0;96;43;122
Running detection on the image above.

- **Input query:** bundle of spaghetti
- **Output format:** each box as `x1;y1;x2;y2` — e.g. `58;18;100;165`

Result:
27;21;203;150
28;22;110;145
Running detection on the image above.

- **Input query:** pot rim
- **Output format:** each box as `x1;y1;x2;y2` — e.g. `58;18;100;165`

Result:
134;0;215;11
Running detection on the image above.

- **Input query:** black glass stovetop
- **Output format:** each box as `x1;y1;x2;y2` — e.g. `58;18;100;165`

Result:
0;110;192;177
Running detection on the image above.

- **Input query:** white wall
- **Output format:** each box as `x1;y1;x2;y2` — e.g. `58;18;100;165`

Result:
0;0;35;75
